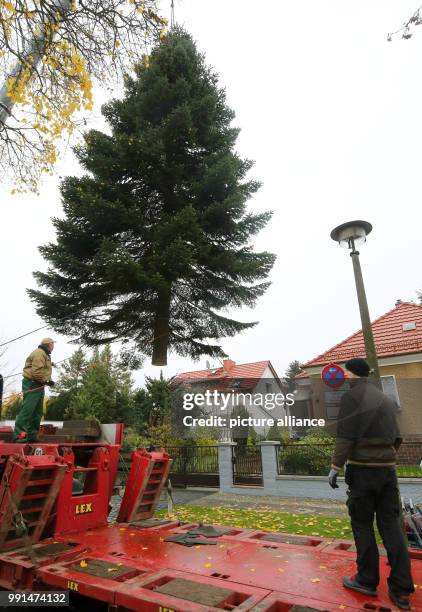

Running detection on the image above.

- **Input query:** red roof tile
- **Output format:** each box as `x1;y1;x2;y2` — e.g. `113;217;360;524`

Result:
304;302;422;367
173;360;280;391
295;371;309;379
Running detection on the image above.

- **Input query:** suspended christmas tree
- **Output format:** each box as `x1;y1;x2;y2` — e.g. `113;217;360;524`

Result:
29;29;275;365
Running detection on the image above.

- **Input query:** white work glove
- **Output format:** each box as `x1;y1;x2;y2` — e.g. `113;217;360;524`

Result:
328;468;339;489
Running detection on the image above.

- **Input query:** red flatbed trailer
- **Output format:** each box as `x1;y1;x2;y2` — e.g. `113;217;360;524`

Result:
0;427;420;612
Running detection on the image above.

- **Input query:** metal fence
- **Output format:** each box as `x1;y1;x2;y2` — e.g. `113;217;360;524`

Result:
166;445;219;488
119;446;220;487
232;446;263;486
396;442;422;478
277;442;422;478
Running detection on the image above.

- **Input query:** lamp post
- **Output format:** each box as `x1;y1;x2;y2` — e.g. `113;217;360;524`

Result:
330;220;380;379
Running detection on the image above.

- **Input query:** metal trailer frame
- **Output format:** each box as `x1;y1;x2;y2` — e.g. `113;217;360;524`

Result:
0;438;420;612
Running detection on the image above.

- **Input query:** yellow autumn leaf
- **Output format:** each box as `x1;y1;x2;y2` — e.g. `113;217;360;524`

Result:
204;563;212;568
79;560;88;568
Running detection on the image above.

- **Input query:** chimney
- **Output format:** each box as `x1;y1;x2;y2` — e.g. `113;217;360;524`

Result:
395;299;403;306
223;359;236;373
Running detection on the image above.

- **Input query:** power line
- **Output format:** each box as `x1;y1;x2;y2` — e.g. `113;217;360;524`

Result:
0;307;89;348
3;371;24;381
0;307;121;349
1;293;228;372
3;358;70;381
0;325;49;348
1;326;227;404
0;303;125;349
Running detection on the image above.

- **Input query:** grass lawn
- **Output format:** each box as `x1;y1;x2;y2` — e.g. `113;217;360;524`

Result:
396;465;422;478
158;504;357;540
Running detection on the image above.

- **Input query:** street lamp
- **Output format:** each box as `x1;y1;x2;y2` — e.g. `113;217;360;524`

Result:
330;220;380;379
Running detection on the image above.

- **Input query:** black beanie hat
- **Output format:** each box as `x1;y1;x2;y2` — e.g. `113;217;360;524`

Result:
345;358;370;377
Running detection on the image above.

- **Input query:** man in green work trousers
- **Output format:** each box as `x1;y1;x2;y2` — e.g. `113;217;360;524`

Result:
13;338;56;443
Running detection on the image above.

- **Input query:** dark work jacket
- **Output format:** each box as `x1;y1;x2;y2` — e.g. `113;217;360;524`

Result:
331;378;402;469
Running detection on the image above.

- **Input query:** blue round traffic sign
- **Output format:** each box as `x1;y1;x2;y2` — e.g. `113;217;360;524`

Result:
321;363;345;388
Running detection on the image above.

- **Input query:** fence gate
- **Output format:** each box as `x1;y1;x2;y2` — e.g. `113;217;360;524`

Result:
166;446;220;488
232;445;263;486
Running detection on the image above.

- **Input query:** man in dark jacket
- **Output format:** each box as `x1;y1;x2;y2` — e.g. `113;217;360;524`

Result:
328;358;414;610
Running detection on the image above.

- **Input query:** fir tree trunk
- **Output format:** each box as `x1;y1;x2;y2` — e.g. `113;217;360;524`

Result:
151;287;171;366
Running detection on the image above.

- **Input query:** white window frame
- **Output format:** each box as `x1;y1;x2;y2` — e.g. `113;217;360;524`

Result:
380;374;400;410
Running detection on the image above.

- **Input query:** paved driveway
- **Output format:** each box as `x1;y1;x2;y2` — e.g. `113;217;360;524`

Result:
270;478;422;502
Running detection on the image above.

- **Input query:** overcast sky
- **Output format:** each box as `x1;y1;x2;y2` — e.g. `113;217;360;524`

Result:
1;1;422;392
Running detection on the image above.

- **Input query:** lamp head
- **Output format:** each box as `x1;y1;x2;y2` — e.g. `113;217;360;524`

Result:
330;220;372;249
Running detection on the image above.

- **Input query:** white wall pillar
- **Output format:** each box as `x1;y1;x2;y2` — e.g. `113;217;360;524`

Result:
258;441;280;495
218;442;236;492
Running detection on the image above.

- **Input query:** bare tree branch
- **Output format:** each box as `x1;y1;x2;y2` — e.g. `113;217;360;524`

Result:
0;0;166;191
388;5;422;41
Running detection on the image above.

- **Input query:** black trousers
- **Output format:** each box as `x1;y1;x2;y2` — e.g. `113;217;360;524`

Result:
345;465;414;596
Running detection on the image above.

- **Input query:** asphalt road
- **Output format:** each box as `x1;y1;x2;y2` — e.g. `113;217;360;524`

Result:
109;480;422;521
270;478;422;502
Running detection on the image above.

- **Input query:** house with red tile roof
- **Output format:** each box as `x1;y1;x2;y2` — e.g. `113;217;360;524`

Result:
294;301;422;436
173;359;289;438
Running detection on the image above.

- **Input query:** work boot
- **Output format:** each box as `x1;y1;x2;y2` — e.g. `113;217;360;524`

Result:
342;576;377;596
389;590;411;610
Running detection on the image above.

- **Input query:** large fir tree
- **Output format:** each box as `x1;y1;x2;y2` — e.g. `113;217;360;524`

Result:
29;29;275;365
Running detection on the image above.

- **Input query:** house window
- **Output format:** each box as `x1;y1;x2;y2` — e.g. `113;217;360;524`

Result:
324;389;345;420
265;382;273;393
381;375;400;409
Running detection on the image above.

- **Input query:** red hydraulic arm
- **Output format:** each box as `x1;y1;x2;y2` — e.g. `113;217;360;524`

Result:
0;449;66;550
117;448;171;523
